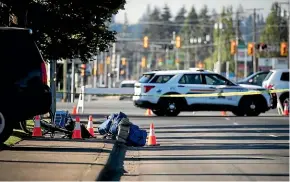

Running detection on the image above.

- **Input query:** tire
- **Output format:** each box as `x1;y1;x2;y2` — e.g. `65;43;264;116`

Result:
158;97;181;117
232;110;245;116
0;112;14;144
152;110;166;116
280;93;289;107
239;96;261;117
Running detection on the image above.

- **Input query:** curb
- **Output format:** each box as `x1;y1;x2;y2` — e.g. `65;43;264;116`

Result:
96;141;127;181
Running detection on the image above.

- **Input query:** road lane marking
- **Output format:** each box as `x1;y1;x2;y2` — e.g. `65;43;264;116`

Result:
225;118;230;120
269;134;278;137
233;122;239;125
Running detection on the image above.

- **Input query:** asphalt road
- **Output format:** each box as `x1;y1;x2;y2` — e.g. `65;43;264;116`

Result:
57;97;282;117
122;116;289;181
0;98;288;181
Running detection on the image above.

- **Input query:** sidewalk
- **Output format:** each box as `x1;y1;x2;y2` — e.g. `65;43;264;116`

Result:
0;138;114;181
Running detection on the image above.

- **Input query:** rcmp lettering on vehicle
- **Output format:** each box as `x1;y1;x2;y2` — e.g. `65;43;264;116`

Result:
157;89;162;93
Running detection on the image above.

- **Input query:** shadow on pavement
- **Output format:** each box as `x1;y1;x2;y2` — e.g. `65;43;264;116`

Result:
2;146;112;153
128;143;289;151
155;129;289;134
137;173;289;177
25;137;115;144
0;159;105;166
147;124;289;130
96;142;127;181
125;156;272;161
157;136;289;140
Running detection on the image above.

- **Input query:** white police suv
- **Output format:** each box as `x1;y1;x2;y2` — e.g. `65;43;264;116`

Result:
133;68;274;116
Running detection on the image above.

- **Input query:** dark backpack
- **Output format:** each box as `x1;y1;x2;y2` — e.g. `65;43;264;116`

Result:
126;124;147;147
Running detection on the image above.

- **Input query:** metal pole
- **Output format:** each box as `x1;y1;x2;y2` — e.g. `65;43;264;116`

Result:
62;59;67;102
50;60;57;115
253;8;257;73
288;0;290;67
93;56;97;88
244;48;248;78
104;52;107;87
235;11;239;82
116;54;121;82
70;59;75;103
217;30;222;74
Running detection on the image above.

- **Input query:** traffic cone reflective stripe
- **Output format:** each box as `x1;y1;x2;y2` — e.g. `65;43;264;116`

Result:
72;116;82;139
145;109;153;116
283;103;289;116
221;111;227;116
87;115;95;137
32;115;42;137
148;123;157;146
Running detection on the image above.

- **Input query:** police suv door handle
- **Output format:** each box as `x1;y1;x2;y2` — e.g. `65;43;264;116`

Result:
178;85;185;87
209;87;216;89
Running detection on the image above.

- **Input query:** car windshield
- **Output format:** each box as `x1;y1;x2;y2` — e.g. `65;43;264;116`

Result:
138;73;155;83
264;71;274;81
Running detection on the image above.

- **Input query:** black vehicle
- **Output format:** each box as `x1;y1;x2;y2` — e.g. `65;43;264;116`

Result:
0;27;52;143
237;71;269;86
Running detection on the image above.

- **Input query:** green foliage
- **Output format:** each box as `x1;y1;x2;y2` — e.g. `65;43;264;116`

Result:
260;2;288;57
0;0;126;62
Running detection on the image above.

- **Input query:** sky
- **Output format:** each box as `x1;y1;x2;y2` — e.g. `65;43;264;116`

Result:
114;0;289;24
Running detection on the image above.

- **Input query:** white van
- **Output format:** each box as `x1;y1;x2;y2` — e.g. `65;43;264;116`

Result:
119;80;137;100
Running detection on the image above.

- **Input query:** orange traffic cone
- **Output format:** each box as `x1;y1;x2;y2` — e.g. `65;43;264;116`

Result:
148;123;157;146
283;103;289;116
145;109;153;116
72;105;77;115
87;115;95;137
72;116;82;139
221;111;227;116
32;115;42;137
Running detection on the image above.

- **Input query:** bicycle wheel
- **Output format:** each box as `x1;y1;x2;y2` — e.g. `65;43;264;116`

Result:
20;110;54;136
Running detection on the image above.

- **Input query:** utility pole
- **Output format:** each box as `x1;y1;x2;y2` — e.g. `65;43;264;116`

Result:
253;8;257;73
245;8;263;73
234;11;239;82
62;59;67;102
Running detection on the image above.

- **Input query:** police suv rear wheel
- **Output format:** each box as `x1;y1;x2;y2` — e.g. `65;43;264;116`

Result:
152;110;166;116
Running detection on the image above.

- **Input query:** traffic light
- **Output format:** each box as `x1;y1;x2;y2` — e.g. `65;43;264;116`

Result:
81;64;86;76
106;56;110;64
247;42;254;56
121;57;126;65
256;43;267;50
141;57;146;68
280;42;288;56
230;40;237;55
175;36;181;48
143;36;149;48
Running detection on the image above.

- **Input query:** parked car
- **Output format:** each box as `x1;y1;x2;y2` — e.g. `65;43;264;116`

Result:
262;69;289;109
119;80;137;100
237;71;269;86
133;68;273;117
0;27;52;143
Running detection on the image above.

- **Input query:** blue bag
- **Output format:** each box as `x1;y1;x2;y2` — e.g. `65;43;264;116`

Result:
54;110;70;128
127;124;147;147
109;112;127;135
98;113;117;135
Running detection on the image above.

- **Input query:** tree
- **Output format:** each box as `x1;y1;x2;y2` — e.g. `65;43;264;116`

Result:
197;5;211;61
180;5;199;67
160;4;173;40
0;0;126;62
205;6;235;73
260;2;288;57
146;7;162;40
174;6;186;34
